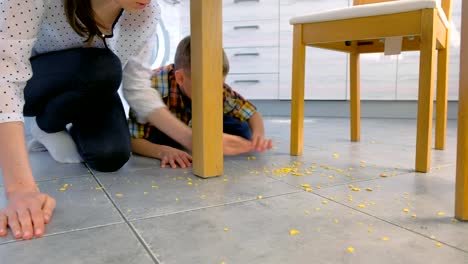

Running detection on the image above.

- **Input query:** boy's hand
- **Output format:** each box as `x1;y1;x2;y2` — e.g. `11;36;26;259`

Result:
252;133;273;153
0;190;56;240
223;134;254;155
159;146;192;169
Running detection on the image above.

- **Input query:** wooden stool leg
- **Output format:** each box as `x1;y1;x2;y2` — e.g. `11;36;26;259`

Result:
435;45;449;150
415;9;437;173
350;53;361;142
291;24;306;156
455;0;468;220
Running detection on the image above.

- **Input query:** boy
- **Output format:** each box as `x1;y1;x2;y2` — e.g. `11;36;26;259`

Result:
128;36;273;168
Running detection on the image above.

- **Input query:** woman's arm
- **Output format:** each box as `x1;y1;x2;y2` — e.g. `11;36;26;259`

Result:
0;0;56;240
0;123;56;240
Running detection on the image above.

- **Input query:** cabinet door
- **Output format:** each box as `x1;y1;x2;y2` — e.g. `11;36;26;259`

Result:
353;54;398;100
223;0;279;22
223;20;279;48
279;0;349;100
226;74;279;99
225;47;279;74
279;31;348;100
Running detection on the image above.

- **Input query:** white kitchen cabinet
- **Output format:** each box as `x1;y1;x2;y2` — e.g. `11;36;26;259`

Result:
226;74;279;99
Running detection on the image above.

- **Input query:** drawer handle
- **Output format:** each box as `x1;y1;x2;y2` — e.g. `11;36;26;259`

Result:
234;0;260;3
233;25;260;30
234;53;260;57
234;80;260;84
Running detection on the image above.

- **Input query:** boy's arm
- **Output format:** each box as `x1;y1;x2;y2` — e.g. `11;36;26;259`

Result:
222;84;272;152
248;112;265;137
247;112;273;152
147;107;253;155
131;138;192;168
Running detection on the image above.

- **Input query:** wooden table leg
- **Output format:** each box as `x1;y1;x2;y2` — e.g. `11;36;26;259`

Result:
455;0;468;220
190;0;223;178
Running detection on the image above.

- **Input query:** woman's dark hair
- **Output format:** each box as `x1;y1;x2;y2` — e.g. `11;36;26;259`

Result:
64;0;100;42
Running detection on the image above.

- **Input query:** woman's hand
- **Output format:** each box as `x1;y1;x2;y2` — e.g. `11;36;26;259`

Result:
0;190;56;240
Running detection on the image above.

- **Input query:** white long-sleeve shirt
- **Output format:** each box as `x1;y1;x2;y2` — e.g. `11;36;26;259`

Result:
0;0;165;124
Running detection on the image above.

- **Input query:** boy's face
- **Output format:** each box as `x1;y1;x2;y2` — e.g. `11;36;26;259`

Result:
174;69;227;100
175;69;192;99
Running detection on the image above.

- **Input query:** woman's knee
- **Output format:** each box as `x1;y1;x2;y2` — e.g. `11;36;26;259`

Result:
84;144;131;172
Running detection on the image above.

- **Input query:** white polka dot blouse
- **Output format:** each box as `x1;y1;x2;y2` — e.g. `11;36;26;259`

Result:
0;0;165;124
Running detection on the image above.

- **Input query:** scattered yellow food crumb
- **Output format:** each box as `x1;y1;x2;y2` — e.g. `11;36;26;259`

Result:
224;228;229;232
58;183;70;192
329;196;336;201
95;186;104;190
322;200;328;205
289;229;300;236
452;218;459;223
336;169;343;173
176;198;179;201
334;219;339;224
368;229;373;233
144;192;149;195
358;204;366;208
223;178;228;182
328;175;335;179
304;210;310;215
257;195;263;199
333;153;340;159
347;247;355;253
380;173;388;177
315;208;321;211
200;195;207;199
310;165;317;169
152;185;159;189
304;187;313;192
411;214;417;218
115;193;124;197
292;172;304;176
436;242;443;247
366;188;373;192
382;237;389;241
403;208;410;213
351;187;361;192
127;209;132;213
437;212;445;216
187;182;193;186
301;184;311;188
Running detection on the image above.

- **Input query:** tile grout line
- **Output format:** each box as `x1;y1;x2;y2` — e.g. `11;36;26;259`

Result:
258;167;468;253
129;190;303;222
309;190;468;254
86;164;163;264
0;221;124;246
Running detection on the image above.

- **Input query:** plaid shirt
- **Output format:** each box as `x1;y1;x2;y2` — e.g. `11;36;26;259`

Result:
128;64;257;139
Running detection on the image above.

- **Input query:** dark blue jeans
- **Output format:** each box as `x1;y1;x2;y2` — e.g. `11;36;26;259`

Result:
147;115;252;149
23;48;131;172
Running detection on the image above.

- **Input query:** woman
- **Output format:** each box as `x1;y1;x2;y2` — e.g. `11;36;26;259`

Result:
0;0;253;240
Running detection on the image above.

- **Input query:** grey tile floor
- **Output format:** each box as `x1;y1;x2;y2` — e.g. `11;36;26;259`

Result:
1;117;467;264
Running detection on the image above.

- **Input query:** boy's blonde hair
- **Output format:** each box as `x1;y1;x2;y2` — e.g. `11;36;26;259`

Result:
174;36;230;77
